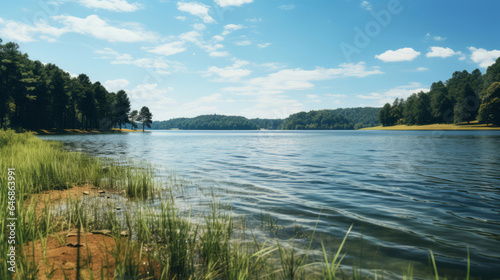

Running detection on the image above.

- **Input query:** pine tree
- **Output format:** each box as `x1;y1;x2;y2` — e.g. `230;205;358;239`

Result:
138;106;153;132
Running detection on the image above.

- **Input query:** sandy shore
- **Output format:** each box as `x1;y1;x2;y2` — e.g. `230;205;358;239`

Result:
361;122;500;131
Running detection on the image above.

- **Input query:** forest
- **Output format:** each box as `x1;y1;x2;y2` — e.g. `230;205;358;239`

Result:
151;108;380;130
0;39;151;130
379;58;500;126
152;116;290;130
278;107;380;130
151;115;260;130
280;110;352;130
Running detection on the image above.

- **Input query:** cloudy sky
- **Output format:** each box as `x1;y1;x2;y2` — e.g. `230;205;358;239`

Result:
1;0;499;120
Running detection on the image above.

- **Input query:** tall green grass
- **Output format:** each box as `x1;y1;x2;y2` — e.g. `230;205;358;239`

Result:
0;130;158;279
0;130;476;279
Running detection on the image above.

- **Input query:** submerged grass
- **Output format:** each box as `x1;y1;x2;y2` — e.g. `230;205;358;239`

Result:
0;130;477;279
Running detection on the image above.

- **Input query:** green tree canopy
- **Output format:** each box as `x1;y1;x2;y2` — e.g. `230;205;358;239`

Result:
129;110;139;130
138;106;153;131
379;103;391;126
479;82;500;125
0;39;129;130
114;90;131;130
280;110;354;130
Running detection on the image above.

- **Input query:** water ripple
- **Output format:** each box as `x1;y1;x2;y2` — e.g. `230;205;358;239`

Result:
38;130;500;279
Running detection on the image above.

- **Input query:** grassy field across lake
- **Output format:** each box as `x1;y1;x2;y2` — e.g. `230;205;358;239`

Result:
362;121;500;131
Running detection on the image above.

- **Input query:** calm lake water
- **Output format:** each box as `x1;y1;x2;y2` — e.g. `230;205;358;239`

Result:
38;130;500;279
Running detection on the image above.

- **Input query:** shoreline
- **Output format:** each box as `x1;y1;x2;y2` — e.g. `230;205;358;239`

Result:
32;128;143;135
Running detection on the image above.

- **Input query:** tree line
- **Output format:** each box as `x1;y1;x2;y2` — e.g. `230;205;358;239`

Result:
151;115;260;130
151;108;380;131
0;39;152;131
151;116;284;130
279;110;354;130
278;107;380;130
379;58;500;126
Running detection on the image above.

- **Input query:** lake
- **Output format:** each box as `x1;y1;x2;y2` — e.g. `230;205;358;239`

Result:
38;130;500;279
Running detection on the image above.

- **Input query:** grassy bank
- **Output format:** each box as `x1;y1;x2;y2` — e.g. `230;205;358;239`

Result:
361;121;500;131
0;130;474;279
32;128;142;135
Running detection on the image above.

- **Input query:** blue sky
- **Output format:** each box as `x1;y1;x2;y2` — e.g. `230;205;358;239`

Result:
1;0;499;120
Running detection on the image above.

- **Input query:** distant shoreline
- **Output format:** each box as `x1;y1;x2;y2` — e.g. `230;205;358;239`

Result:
361;122;500;131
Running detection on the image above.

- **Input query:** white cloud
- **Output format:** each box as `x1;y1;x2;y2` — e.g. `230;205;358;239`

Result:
222;24;243;35
414;67;429;72
279;4;295;10
209;50;230;57
259;62;286;70
178;30;202;43
426;46;461;58
129;83;176;104
192;23;206;31
53;15;158;42
469;47;500;68
201;43;224;52
79;0;143;12
224;24;243;31
205;59;251;82
96;48;185;73
325;93;347;98
177;2;215;23
356;82;429;105
257;42;271;48
240;95;303;119
175;16;186;21
166;93;235;118
0;18;66;42
146;28;229;58
184;93;233;107
206;67;251;81
96;48;133;61
307;94;322;103
214;0;253;7
128;84;177;120
103;79;130;92
223;62;383;96
426;33;447;41
145;41;187;56
360;1;372;11
234;40;251;46
0;20;38;42
245;18;262;22
212;35;224;41
375;47;421;62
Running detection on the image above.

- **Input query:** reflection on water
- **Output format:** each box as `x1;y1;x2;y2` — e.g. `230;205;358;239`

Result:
38;130;500;279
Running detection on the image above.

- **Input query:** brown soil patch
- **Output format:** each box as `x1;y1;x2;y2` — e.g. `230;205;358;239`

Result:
25;231;118;279
25;231;159;279
24;186;159;279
